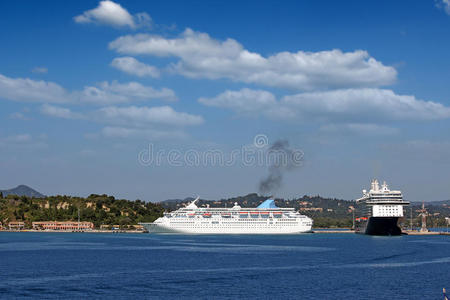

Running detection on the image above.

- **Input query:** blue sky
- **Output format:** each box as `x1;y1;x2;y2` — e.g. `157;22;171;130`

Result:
1;0;450;202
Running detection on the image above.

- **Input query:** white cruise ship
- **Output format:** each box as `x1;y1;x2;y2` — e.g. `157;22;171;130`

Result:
355;179;409;235
140;198;313;234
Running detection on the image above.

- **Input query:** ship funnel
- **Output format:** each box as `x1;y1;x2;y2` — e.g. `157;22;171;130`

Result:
257;199;278;209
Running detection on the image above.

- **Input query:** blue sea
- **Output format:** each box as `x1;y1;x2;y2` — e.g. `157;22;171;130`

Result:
0;232;449;299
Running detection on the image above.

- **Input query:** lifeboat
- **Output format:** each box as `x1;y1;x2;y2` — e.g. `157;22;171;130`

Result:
187;213;195;218
260;211;269;218
250;211;259;218
239;212;248;218
203;213;212;218
221;213;231;218
272;211;283;218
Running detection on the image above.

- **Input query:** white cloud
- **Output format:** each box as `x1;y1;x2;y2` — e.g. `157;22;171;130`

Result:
0;73;176;104
109;28;397;90
199;88;275;113
74;0;151;29
9;112;29;120
4;134;32;143
40;104;83;119
101;126;187;140
80;149;96;156
0;73;68;103
436;0;450;15
320;123;400;136
78;81;177;104
32;67;48;74
199;88;450;122
0;134;47;150
39;104;203;140
282;88;450;121
111;57;160;78
199;88;294;119
380;139;450;163
98;105;204;127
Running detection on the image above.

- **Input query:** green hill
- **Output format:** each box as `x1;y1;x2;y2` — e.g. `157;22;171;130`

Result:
0;193;164;228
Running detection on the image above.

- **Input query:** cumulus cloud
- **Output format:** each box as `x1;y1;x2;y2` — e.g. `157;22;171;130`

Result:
0;73;67;103
40;104;203;140
98;105;204;127
199;88;294;119
380;139;450;164
320;123;400;136
32;67;48;74
0;73;176;104
199;88;450;122
96;105;203;140
40;104;83;119
282;88;450;121
199;88;275;113
111;56;160;77
109;28;397;90
10;112;30;120
101;126;187;139
0;133;47;150
74;0;151;29
436;0;450;15
78;81;177;104
4;134;32;143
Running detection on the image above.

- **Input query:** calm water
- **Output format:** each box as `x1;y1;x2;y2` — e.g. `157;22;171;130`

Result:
0;232;448;299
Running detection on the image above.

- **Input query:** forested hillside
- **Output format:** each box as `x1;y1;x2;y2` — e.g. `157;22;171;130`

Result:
0;193;164;228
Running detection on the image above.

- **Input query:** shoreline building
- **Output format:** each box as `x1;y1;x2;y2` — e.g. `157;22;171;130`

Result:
8;222;25;230
32;221;94;231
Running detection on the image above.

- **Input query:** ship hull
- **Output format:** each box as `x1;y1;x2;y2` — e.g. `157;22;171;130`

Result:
356;217;402;236
141;222;312;235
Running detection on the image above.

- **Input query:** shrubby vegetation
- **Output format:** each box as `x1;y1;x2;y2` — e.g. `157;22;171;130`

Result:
0;194;164;228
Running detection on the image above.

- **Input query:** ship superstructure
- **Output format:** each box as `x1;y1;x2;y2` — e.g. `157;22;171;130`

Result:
355;179;409;235
140;198;313;234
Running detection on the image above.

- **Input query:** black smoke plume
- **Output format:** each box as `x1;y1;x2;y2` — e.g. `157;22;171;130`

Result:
258;139;302;195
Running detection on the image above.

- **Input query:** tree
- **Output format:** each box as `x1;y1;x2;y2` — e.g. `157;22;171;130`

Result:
0;192;3;199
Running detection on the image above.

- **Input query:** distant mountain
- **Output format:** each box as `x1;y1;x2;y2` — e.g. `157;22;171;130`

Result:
0;185;45;198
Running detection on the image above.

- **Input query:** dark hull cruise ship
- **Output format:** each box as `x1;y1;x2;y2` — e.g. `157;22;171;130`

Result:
355;179;409;236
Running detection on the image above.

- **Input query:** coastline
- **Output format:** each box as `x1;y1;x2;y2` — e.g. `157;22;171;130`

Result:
0;229;146;234
1;228;449;235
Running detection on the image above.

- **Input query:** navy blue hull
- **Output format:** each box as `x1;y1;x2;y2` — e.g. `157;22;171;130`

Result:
356;217;402;236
